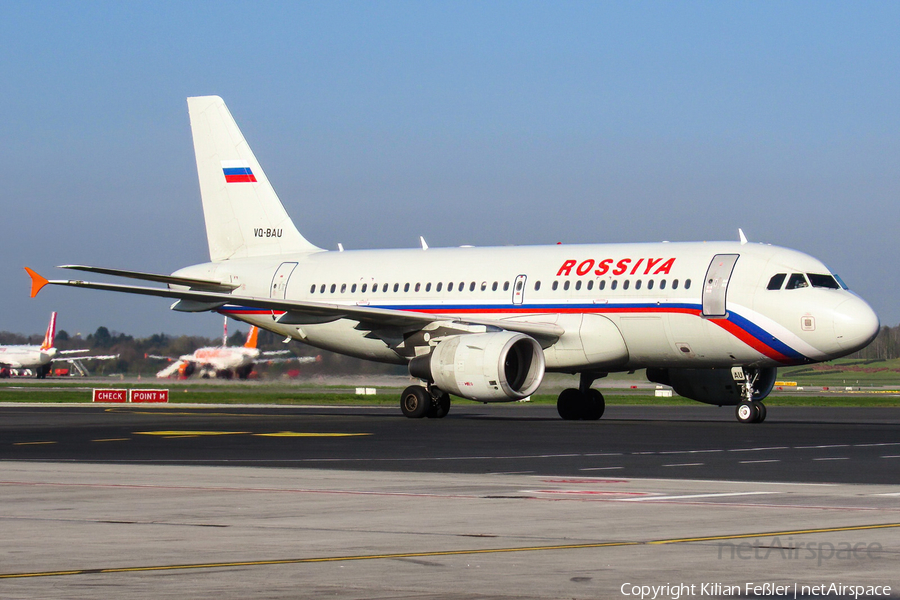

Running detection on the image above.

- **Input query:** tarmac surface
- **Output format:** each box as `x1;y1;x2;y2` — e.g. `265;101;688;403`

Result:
2;403;899;598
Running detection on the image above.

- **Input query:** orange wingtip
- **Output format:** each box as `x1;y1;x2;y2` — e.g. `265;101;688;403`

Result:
25;267;49;298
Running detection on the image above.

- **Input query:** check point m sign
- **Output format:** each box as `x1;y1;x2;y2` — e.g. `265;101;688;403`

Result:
92;389;169;403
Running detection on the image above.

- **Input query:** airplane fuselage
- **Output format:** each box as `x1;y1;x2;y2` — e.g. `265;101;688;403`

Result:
173;241;877;374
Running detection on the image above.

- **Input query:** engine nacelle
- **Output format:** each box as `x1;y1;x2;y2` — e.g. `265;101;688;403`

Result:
646;367;777;406
409;331;545;402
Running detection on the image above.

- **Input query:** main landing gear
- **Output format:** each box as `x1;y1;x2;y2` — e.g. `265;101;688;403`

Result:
735;369;767;424
400;385;451;419
557;372;606;420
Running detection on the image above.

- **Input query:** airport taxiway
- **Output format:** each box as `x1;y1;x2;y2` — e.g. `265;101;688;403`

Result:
1;404;899;598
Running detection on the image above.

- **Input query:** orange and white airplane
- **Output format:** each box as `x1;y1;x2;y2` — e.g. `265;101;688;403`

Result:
27;96;880;421
0;312;117;378
148;320;304;379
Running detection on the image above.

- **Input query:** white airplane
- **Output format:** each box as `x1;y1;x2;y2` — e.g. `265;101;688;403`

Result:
148;320;308;379
0;312;117;378
26;96;880;422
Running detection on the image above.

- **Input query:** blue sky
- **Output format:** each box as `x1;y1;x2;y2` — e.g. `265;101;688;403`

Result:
3;1;899;337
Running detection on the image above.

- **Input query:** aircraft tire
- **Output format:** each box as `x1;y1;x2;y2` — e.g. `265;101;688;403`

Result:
557;388;582;420
757;402;767;423
583;389;605;420
401;385;431;418
427;391;451;419
735;401;760;424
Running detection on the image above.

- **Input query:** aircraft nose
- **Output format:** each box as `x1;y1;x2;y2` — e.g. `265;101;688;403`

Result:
833;296;880;352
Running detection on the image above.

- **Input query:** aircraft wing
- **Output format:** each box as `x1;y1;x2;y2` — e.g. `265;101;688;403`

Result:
58;265;239;292
56;354;119;362
27;268;565;344
156;361;185;378
58;349;91;355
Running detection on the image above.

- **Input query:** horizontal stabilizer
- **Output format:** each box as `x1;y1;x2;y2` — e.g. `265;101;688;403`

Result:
59;265;238;292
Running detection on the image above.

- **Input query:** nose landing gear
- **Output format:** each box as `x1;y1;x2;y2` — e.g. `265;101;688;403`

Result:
735;368;767;423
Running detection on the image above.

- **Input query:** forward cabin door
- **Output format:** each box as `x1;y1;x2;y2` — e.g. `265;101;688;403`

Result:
270;262;298;299
702;254;739;317
512;274;527;305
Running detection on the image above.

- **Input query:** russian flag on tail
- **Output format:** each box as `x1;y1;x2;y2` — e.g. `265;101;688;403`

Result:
222;159;257;183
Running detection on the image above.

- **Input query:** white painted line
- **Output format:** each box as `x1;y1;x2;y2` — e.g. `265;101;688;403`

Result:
727;446;789;453
855;443;900;447
739;460;780;464
659;449;724;455
795;444;850;449
812;457;849;461
579;466;624;471
662;463;704;467
619;491;779;502
880;455;900;459
873;492;900;496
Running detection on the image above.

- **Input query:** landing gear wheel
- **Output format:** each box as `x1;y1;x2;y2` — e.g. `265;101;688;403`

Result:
756;402;767;423
736;401;761;424
400;385;431;418
583;389;605;420
557;388;582;420
427;391;451;419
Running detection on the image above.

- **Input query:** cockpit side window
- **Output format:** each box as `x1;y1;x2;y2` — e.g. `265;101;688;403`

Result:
807;274;841;289
767;273;786;290
833;273;849;290
786;273;809;290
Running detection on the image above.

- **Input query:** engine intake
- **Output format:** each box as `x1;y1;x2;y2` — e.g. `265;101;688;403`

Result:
409;331;545;402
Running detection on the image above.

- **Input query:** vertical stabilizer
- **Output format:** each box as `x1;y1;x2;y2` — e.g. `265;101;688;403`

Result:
40;312;57;351
187;96;322;261
244;326;259;349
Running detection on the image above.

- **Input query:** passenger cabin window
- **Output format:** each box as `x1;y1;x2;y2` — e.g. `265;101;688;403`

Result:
786;273;809;290
448;282;454;292
383;283;388;292
659;280;666;290
552;281;559;291
611;280;618;290
623;280;630;290
469;282;476;292
767;274;787;290
599;280;606;290
491;282;498;291
330;284;336;293
672;280;678;289
635;280;641;290
425;283;431;292
587;280;593;291
310;284;316;294
393;283;399;292
503;281;510;291
341;284;347;293
647;280;654;290
575;281;581;291
808;274;841;289
436;282;442;292
685;279;691;290
404;283;410;292
534;281;541;291
563;281;570;291
351;284;357;293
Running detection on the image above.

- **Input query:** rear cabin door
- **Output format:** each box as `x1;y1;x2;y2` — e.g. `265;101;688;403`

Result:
270;262;298;299
512;274;527;305
702;254;739;317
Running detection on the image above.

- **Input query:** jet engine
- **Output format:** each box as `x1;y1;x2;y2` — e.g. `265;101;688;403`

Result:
408;331;545;401
646;367;777;406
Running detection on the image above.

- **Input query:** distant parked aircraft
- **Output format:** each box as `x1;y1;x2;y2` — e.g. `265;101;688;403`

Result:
148;319;312;379
0;312;117;378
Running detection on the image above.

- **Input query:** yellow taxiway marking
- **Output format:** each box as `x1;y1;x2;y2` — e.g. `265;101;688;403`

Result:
132;431;370;438
1;522;897;580
92;438;130;443
133;431;250;436
12;441;56;446
253;432;371;437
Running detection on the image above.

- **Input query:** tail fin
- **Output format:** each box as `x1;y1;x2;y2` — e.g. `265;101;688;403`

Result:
40;312;57;351
187;96;321;261
244;326;259;349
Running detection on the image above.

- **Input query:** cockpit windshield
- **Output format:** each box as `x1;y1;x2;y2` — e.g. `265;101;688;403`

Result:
786;273;809;289
807;274;841;289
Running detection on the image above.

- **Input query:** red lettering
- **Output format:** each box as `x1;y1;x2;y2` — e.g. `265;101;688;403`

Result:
653;258;676;275
613;258;631;276
576;259;595;276
643;258;662;275
594;259;613;276
557;259;576;277
629;258;644;275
